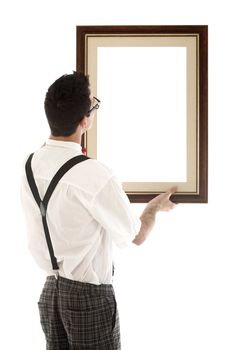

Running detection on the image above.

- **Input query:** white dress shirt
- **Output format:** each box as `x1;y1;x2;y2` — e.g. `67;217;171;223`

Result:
21;139;140;284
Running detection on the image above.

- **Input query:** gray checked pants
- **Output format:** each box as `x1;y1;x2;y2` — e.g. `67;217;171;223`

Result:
38;275;121;349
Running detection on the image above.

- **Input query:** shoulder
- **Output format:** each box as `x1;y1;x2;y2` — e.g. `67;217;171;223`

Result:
62;157;119;198
76;158;126;202
86;158;114;178
80;158;116;190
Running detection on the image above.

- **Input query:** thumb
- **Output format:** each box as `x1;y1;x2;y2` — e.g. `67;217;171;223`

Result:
167;186;178;196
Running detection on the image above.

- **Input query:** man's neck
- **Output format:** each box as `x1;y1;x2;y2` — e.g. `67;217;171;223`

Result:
49;130;82;144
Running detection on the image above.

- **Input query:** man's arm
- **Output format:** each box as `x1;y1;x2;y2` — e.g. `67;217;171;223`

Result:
133;187;177;245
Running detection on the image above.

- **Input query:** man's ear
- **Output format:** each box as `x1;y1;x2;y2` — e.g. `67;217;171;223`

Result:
79;116;88;129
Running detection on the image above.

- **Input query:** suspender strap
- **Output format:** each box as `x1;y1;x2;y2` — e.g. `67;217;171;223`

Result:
43;155;89;211
25;153;89;271
25;153;41;207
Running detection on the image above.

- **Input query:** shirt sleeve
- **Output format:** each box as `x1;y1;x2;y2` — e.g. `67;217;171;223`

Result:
90;175;141;248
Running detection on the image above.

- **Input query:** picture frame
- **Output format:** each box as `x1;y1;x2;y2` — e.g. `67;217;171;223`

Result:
76;25;208;203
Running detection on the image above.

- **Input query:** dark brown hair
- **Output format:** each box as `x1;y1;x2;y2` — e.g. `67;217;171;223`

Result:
44;71;91;136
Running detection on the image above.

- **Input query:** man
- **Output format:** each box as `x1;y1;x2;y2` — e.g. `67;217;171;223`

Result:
21;71;177;349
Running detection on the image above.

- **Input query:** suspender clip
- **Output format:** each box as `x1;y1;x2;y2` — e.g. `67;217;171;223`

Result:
54;270;59;279
40;201;46;217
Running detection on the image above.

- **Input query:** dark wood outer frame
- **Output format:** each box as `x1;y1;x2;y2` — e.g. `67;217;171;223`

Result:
76;25;208;203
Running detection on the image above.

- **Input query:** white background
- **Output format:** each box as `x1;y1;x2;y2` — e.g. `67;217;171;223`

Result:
1;1;233;349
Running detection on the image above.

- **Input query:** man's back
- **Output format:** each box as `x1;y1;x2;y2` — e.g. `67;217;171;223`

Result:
21;139;140;284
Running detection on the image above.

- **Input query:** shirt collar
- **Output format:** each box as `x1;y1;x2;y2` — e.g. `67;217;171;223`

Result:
46;139;82;153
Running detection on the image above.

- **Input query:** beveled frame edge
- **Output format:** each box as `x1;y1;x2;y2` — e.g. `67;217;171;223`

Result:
76;25;208;203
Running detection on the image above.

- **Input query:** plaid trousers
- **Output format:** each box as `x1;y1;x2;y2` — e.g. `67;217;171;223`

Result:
38;275;121;349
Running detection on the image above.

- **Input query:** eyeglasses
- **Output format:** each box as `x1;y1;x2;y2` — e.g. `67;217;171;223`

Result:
87;96;101;115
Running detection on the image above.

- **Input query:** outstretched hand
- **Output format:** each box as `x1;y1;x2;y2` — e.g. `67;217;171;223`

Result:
135;187;178;245
149;186;178;212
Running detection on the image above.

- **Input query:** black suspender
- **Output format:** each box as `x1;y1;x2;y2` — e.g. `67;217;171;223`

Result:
25;153;89;271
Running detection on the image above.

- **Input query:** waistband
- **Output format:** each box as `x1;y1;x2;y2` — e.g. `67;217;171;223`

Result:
45;275;114;296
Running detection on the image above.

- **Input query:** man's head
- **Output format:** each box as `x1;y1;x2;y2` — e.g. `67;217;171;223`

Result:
44;71;92;136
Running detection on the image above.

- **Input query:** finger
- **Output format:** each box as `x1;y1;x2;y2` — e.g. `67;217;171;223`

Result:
170;202;177;208
164;202;177;211
165;186;178;198
169;186;178;193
